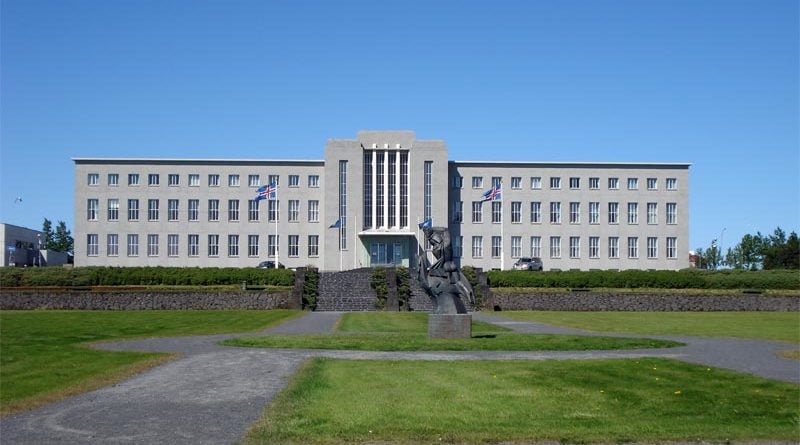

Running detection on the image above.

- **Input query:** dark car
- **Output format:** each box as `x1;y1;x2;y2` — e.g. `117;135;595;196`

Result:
513;257;543;271
257;261;285;269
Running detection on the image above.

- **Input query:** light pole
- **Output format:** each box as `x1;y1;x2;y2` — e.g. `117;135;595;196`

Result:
36;233;42;267
719;228;727;270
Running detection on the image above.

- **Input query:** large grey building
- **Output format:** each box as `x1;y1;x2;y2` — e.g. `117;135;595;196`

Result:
74;130;690;271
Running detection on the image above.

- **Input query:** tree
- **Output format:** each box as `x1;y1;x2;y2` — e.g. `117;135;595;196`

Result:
726;233;764;270
763;228;799;269
41;218;55;250
51;221;74;255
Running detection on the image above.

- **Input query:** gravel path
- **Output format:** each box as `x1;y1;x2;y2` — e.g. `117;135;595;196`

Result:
2;311;798;445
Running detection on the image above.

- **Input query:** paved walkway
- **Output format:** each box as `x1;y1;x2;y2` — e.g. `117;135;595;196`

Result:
2;311;798;444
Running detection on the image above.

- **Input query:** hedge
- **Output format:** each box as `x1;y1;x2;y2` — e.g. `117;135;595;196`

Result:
486;269;800;290
0;267;294;288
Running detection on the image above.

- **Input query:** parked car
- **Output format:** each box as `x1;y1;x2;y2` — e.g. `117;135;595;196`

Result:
257;261;285;269
513;257;543;271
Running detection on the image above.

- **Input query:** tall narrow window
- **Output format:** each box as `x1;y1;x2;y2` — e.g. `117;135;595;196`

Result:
530;236;541;258
569;202;580;224
511;201;521;223
388;152;397;227
647;237;658;259
168;234;179;257
511;236;521;258
147;199;159;221
339;160;347;249
228;235;239;257
308;200;319;222
363;151;373;229
107;199;119;221
453;236;463;258
288;200;299;222
248;235;259;257
492;236;502;258
248;199;259;222
128;199;139;220
188;234;199;257
666;203;677;224
627;202;638;224
208;234;219;257
550;236;561;258
530;201;541;223
268;234;278;257
268;174;279;187
589;237;599;258
628;237;639;258
87;234;99;256
228;200;240;221
647;178;658;190
492;201;502;223
647;202;658;224
376;152;384;228
107;234;119;256
549;202;561;224
472;202;483;223
268;200;279;222
608;202;619;224
208;199;219;221
452;201;463;223
147;234;159;256
399;151;408;228
666;237;677;259
569;237;580;258
168;199;179;221
288;235;299;257
472;236;483;257
589;202;599;224
608;237;619;258
127;234;139;256
87;199;99;221
308;235;319;257
188;199;199;221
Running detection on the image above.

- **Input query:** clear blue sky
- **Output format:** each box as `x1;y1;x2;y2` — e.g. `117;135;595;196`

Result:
1;0;798;252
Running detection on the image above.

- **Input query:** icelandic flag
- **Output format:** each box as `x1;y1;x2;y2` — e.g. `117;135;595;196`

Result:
481;183;502;202
329;218;342;229
418;218;432;229
255;182;277;201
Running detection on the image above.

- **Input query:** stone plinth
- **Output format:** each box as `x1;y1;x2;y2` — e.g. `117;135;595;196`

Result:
428;314;472;339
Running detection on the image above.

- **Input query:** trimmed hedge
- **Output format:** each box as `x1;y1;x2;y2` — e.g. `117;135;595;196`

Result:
0;267;294;288
486;269;800;290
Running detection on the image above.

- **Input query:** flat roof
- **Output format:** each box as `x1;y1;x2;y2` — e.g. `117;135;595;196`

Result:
450;160;692;168
72;158;325;165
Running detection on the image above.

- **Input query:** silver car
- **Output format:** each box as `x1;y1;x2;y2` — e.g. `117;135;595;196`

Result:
513;257;543;271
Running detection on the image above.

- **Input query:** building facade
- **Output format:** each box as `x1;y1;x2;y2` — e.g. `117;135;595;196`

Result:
74;130;690;271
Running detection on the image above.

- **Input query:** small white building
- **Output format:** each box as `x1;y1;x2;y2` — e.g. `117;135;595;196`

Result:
1;223;69;267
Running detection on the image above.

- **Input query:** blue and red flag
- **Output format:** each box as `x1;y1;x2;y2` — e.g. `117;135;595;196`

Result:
255;182;277;201
481;183;502;202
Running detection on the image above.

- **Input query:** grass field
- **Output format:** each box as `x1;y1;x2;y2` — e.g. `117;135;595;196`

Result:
244;357;800;444
336;312;510;333
498;311;800;343
0;310;299;415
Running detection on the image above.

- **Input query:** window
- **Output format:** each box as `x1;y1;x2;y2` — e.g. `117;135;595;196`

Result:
666;178;677;190
168;234;179;257
608;177;619;190
530;176;542;189
208;199;219;221
530;236;541;258
608;202;619;224
647;178;657;190
108;173;119;186
589;237;599;258
511;236;521;258
666;237;677;259
308;200;319;222
647;237;658;259
248;200;259;222
288;200;300;222
248;235;259;257
288;235;299;257
127;234;139;257
569;236;580;258
472;201;482;223
248;175;260;187
550;177;561;189
491;201;502;223
107;234;119;256
308;175;320;188
452;201;463;223
511;177;521;189
128;173;140;186
492;236;502;258
228;235;239;257
472;176;483;189
87;234;99;256
589;177;599;189
308;235;319;257
208;234;219;257
167;199;179;221
338;161;347;249
128;199;139;220
168;174;179;186
147;234;159;256
511;201;521;223
549;201;561;224
550;236;561;258
472;236;483;257
647;202;658;224
453;236;463;258
87;199;99;220
188;234;199;257
666;203;677;224
288;175;300;187
627;177;638;190
88;173;99;186
268;200;279;222
208;174;220;187
189;174;200;187
628;237;639;258
148;199;159;221
608;237;619;258
589;202;599;224
452;175;463;188
188;199;199;221
530;201;541;223
424;161;433;224
569;177;580;189
569;202;580;224
268;234;279;257
228;174;240;187
627;202;638;224
148;174;159;186
492;176;502;188
228;199;240;221
268;174;279;187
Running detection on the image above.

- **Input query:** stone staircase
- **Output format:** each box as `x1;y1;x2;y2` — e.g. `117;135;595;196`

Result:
316;268;378;311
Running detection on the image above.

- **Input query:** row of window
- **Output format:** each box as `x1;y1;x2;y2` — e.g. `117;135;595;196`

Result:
453;175;678;191
87;173;320;188
457;236;679;260
87;198;320;223
453;201;679;225
86;233;319;258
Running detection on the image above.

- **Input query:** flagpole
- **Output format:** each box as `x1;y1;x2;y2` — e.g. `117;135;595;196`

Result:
500;193;504;271
353;212;358;269
274;197;279;269
339;221;343;272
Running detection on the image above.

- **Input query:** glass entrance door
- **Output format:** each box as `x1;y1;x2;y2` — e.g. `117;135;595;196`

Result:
370;242;403;266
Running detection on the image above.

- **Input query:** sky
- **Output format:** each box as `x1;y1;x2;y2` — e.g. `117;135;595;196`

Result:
1;0;798;253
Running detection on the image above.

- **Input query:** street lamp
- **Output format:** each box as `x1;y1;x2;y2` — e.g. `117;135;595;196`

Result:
719;228;727;270
36;233;42;267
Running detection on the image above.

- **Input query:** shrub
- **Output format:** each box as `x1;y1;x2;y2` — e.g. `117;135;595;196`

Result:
302;267;319;310
461;266;482;307
370;268;388;309
395;267;411;310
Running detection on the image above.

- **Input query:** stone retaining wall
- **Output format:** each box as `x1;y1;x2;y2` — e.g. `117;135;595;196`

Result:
491;292;800;311
0;291;295;310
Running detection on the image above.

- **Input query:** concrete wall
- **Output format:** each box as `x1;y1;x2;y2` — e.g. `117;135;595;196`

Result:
490;292;798;311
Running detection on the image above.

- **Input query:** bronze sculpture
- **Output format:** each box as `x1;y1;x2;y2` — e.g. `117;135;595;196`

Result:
417;226;475;314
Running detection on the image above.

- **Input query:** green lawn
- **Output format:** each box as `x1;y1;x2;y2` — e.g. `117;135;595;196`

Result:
243;357;800;444
336;312;510;333
0;310;299;415
498;311;800;343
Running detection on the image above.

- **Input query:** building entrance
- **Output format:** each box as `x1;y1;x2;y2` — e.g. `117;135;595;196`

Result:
370;242;402;266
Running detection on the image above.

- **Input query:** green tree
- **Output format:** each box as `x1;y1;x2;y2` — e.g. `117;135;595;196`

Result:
726;233;765;270
50;221;74;255
41;218;55;250
763;228;799;269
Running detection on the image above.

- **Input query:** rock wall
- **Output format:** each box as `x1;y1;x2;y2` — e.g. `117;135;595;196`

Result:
0;291;295;310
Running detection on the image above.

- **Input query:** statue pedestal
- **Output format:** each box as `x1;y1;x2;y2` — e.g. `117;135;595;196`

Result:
428;314;472;339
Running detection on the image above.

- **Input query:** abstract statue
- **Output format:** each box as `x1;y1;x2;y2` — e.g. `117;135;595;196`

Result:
417;226;475;314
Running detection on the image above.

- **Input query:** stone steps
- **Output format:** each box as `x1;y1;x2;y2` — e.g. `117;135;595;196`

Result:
316;268;378;311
